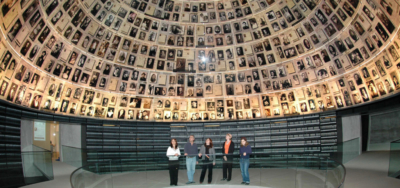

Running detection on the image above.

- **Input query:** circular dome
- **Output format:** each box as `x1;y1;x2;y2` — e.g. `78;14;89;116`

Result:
0;0;399;121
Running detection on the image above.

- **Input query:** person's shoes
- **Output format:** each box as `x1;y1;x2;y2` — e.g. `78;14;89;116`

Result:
191;181;196;184
241;182;246;184
245;182;250;185
208;182;211;184
221;178;226;181
186;182;191;184
199;182;203;184
227;179;231;182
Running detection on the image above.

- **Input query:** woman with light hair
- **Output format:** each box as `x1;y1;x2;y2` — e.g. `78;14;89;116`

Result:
221;133;234;181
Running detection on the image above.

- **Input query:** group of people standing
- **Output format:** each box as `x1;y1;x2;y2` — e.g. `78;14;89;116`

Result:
166;134;252;186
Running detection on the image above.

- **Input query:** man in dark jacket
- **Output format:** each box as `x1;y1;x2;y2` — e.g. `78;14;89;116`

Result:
221;133;235;181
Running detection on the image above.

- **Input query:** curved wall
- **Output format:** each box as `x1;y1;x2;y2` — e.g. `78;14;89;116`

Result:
0;0;399;121
1;82;400;182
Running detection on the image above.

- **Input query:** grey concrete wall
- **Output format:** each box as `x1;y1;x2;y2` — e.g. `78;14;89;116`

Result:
341;115;362;163
21;119;34;152
369;109;400;151
20;119;42;177
342;115;361;142
59;123;82;167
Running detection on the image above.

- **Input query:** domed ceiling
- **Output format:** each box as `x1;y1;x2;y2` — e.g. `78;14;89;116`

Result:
0;0;399;121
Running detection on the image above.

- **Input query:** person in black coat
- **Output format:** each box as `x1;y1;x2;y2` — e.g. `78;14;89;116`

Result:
221;133;235;181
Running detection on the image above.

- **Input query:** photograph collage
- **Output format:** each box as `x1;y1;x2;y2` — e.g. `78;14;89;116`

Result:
0;0;399;121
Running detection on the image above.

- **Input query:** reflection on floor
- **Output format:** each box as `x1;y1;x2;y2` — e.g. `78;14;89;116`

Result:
344;151;400;188
20;151;400;188
20;161;77;188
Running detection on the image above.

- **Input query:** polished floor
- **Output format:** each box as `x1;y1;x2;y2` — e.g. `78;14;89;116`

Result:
343;151;400;188
21;151;400;188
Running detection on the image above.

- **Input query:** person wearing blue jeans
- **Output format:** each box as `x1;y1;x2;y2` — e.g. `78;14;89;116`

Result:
239;137;252;185
184;135;198;184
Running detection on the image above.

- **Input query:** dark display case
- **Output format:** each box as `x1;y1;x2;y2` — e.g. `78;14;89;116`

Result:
83;112;337;172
